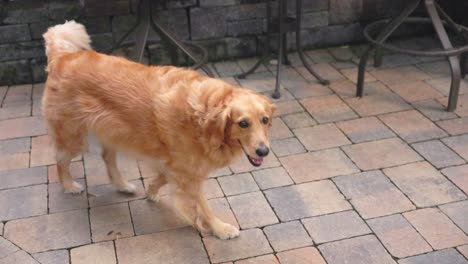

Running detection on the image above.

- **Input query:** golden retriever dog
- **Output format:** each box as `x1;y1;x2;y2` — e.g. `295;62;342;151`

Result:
42;21;275;239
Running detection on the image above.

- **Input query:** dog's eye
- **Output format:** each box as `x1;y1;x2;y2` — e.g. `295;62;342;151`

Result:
238;120;249;128
262;117;269;124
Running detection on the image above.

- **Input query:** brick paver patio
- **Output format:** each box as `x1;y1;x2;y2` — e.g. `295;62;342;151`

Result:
1;38;468;264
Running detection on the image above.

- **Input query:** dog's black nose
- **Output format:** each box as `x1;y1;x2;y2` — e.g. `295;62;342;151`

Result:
256;144;269;157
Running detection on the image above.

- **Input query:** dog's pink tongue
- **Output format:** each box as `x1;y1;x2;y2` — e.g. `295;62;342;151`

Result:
253;157;263;164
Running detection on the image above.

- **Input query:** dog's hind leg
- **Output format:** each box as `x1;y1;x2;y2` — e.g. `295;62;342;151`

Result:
50;124;86;193
57;149;84;193
147;174;167;202
101;146;136;193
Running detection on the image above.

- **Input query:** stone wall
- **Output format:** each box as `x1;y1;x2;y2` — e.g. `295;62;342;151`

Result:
0;0;458;85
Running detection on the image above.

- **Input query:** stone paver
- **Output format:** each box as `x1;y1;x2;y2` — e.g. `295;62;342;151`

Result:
234;255;278;264
32;250;69;264
0;222;3;236
371;66;431;86
301;95;357;123
0;184;47;221
336;116;395;143
0;236;19;259
443;134;468;160
0;104;31;121
203;228;272;263
367;214;432;258
270;138;306;157
426;77;468;96
412;140;465;169
263;221;312;252
228;191;278;229
404;208;468;250
5;210;91;253
342;138;422;170
458;245;468;259
0;166;47;190
71;242;116;264
270;118;293;140
281;112;316;129
0;250;39;264
380;110;447;143
346;92;412;117
0;116;46;140
388;81;443;103
30;135;57;167
441;165;468;194
251;167;293;190
413;99;458;121
334;171;415;219
90;203;134;242
0;152;29;172
48;180;88;213
276;247;326;264
318;235;396;264
302;210;371;244
0;137;30;154
218;173;259;196
130;197;188;235
87;179;146;207
398;248;468;264
294;123;350;151
383;162;466;207
265;180;351;221
437;117;468;136
272;100;304;117
117;228;209;264
284;80;333;99
280;149;359;183
439;200;468;234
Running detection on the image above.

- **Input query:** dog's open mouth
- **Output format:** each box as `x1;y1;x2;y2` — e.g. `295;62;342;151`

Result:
238;140;264;167
247;155;263;167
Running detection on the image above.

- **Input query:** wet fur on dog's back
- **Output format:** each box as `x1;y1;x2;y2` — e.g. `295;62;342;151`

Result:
43;21;274;239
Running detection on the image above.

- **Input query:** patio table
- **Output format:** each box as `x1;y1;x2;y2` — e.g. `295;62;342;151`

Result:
82;0;214;77
237;0;329;99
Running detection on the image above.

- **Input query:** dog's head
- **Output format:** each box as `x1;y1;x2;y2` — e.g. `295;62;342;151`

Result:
206;88;276;167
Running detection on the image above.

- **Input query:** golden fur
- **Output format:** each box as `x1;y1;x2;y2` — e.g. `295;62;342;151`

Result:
42;21;275;239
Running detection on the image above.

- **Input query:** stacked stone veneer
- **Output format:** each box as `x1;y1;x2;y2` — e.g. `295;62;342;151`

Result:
0;0;411;85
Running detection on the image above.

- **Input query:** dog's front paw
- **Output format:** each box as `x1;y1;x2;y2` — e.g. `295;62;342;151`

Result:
64;181;84;194
146;192;161;202
116;182;137;194
213;222;240;240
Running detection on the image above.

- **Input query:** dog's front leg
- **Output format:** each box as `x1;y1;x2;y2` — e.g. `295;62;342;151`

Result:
173;181;239;240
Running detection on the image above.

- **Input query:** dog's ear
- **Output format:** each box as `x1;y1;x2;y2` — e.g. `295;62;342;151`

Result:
205;105;232;149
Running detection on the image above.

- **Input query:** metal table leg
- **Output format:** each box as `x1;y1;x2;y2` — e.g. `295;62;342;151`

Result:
426;0;460;111
239;0;329;99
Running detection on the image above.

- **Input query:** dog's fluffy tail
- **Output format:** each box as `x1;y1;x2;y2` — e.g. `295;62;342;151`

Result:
43;20;91;65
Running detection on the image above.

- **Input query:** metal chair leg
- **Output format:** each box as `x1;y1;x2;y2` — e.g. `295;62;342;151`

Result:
295;0;329;85
426;0;460;111
130;0;151;62
461;53;467;79
272;0;285;99
436;3;468;79
371;0;422;68
374;48;383;67
357;47;373;97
